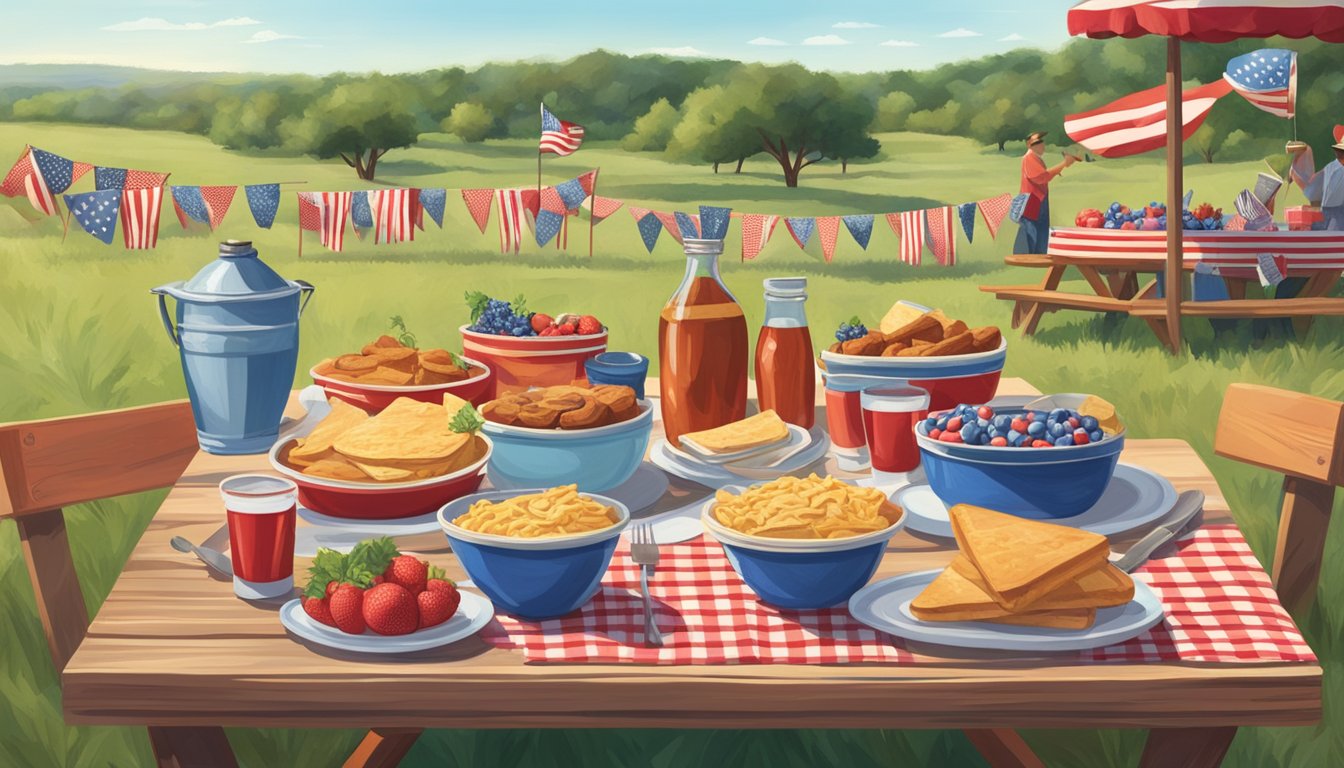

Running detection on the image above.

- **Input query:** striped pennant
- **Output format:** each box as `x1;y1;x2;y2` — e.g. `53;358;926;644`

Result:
899;210;924;266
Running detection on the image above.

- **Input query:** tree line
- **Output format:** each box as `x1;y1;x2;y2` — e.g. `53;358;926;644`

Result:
3;38;1340;186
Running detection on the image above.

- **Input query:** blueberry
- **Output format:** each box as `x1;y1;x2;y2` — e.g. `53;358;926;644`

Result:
976;418;990;429
1048;408;1068;422
978;432;992;445
1049;422;1067;438
1055;436;1074;447
936;416;949;430
1090;430;1104;443
960;423;979;442
992;415;1012;432
1027;421;1046;438
1007;429;1023;444
1031;411;1048;422
1080;415;1099;432
924;415;938;429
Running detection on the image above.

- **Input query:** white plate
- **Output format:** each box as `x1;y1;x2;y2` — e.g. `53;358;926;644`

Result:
649;429;830;488
279;590;494;654
848;569;1165;652
896;463;1177;539
678;424;810;465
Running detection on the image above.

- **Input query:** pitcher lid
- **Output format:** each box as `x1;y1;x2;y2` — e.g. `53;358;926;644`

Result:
178;240;295;298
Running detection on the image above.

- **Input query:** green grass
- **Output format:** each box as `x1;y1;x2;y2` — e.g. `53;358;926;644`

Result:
1;124;1341;767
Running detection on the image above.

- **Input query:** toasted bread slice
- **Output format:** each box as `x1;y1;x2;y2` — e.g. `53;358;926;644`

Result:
979;608;1096;630
680;410;790;455
290;399;368;461
911;567;1096;628
879;302;927;335
948;554;1133;610
950;505;1110;612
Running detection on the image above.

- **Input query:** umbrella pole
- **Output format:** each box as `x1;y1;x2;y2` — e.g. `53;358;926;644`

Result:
1164;37;1184;354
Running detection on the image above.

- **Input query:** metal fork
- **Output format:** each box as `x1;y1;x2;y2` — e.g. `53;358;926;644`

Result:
629;524;664;647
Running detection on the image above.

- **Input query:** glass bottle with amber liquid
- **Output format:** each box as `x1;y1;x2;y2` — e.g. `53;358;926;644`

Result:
658;238;748;448
754;277;814;429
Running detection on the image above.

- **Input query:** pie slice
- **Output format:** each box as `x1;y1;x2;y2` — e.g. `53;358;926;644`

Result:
948;554;1133;611
910;566;1095;629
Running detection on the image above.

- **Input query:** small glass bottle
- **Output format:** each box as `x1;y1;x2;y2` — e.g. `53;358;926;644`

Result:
754;277;815;429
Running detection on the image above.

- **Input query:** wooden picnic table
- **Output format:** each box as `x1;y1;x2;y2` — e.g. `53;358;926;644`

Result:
983;228;1344;346
61;377;1321;767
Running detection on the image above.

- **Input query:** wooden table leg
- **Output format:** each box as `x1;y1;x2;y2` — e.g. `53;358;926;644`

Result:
964;729;1044;768
1019;265;1067;336
344;728;423;768
1078;265;1114;299
1289;269;1342;337
1223;277;1249;301
1138;726;1237;768
149;726;238;768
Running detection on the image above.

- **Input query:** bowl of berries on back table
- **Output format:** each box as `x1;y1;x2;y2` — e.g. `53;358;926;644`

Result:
460;292;608;399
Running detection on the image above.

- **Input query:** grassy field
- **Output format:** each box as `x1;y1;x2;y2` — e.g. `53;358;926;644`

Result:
1;122;1341;767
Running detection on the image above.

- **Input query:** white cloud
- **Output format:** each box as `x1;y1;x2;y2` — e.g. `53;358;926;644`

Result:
938;28;983;38
649;46;709;57
747;37;787;46
245;30;302;44
802;34;851;46
999;33;1026;41
833;21;880;29
880;39;920;47
103;17;262;32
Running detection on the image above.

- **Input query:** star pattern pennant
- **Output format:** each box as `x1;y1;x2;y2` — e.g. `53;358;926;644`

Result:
785;217;814;250
419;187;447;227
63;189;121;245
170;185;209;229
555;178;588;210
535;209;565;246
957;202;977;243
30;148;74;194
350;190;374;229
95;167;127;191
841;214;874;250
698;205;732;240
244;184;281;229
637;212;664;253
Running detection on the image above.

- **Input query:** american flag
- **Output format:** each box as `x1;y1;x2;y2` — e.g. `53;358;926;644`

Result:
925;206;957;266
1;148;65;215
540;104;585;156
120;186;164;250
372;188;415;244
318;191;352;251
1065;79;1233;158
64;189;121;245
899;210;924;266
496;188;527;253
1223;49;1296;119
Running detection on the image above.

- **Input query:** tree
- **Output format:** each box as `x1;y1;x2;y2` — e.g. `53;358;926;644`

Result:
443;102;494;142
1190;123;1220;163
872;91;916;132
280;77;419;180
621;98;680;152
665;85;760;173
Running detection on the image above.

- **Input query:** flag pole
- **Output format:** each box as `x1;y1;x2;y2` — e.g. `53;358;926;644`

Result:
588;170;598;258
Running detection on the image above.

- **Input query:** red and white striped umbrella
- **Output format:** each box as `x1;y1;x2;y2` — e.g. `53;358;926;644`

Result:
1068;0;1344;42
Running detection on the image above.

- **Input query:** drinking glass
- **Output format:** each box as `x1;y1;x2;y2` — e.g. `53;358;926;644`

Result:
860;385;931;482
220;474;298;600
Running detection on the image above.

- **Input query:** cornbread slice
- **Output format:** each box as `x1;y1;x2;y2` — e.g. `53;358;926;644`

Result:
680;410;790;455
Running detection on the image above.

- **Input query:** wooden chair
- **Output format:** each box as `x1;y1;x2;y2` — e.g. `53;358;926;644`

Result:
0;401;237;768
966;383;1340;768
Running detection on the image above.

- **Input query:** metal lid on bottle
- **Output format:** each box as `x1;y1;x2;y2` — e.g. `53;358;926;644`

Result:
157;241;297;302
763;277;807;298
682;238;724;256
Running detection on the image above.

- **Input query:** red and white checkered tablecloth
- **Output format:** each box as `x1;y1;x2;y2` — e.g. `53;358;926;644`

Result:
479;524;1315;665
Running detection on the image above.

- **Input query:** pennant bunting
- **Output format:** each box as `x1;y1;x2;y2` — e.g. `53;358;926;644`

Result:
419;187;447;228
540;186;566;214
535;209;565;247
519;188;541;222
884;212;902;240
71;161;93;185
816;216;841;263
63;189;121;245
1;149;32;199
587;196;623;223
26;148;72;213
577;169;598;196
926;206;957;266
348;190;373;229
317;191;352;252
555;177;588;210
496;188;526;254
296;192;322;231
740;214;778;261
698;206;732;240
674;211;700;240
200;185;236;230
842;214;874;250
95;167;127;191
654;211;683;244
2;149;58;215
899;210;923;266
244;184;281;229
957;202;977;243
978;193;1012;240
636;212;664;253
461;188;494;233
120;186;163;250
372;188;416;244
170;185;209;229
785;217;815;250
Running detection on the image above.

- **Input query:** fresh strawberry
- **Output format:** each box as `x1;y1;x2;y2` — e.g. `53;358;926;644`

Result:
538;326;558;337
303;596;337;627
328;584;367;634
576;315;602;335
383;555;428;595
325;580;340;598
362;583;419;635
557;322;576;336
417;585;461;628
530;313;554;333
426;578;456;593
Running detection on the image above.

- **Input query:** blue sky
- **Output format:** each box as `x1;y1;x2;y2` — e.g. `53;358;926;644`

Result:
1;1;1079;74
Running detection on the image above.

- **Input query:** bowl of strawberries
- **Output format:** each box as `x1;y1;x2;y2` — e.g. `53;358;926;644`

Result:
280;537;494;653
459;292;608;398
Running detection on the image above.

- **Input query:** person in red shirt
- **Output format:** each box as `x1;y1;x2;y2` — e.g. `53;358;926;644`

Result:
1014;131;1077;254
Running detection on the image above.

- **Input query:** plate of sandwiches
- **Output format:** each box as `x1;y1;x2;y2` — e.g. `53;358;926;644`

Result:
651;410;830;485
848;504;1164;652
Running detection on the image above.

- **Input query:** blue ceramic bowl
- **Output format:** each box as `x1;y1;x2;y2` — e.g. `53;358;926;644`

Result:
916;408;1126;518
701;499;905;610
438;490;630;620
584;352;650;399
482;400;654;492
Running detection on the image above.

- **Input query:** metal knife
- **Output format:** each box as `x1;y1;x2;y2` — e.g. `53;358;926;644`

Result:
1114;490;1205;573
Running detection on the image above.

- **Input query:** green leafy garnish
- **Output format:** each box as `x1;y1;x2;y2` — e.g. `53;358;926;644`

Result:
301;537;401;599
511;293;529;317
446;350;466;369
848;315;862;326
389;315;417;348
449;402;486;434
465;290;490;322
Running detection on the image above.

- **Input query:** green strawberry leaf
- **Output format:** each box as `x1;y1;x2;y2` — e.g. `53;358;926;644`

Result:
447;350;466;369
427;564;448;581
303;548;347;599
449;402;485;434
848;315;862;327
465;290;490;322
345;537;400;584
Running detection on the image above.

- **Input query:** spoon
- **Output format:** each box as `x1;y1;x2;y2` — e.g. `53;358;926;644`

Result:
170;536;234;576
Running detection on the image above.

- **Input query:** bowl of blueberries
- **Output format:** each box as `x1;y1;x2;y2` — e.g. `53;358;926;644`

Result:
914;397;1125;519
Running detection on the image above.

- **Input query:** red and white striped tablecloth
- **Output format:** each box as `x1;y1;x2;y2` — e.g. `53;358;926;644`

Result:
1048;227;1344;270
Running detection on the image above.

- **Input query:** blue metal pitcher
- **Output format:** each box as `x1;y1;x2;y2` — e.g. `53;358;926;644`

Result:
152;240;314;455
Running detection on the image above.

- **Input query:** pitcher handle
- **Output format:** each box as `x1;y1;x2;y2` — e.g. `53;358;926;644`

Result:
295;280;315;317
150;288;180;348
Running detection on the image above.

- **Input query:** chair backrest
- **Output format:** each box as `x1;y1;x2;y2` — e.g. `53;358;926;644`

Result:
0;400;197;671
1214;383;1343;616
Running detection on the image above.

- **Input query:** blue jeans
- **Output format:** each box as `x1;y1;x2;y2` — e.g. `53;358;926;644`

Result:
1013;197;1050;254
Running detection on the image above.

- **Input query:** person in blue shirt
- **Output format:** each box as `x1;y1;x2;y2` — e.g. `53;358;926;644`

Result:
1287;131;1344;230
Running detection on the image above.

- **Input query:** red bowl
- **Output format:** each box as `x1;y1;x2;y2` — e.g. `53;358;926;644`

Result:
460;324;607;398
268;435;492;520
310;355;493;414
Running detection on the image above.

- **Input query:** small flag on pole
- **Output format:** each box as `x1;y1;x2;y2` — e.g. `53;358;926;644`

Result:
540;104;585;156
1223;49;1296;119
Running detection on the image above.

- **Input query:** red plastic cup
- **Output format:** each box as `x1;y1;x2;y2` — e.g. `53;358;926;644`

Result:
221;474;297;600
861;385;930;475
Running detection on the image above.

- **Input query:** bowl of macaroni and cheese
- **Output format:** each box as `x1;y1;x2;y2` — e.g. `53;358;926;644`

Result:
438;485;630;619
701;474;905;609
